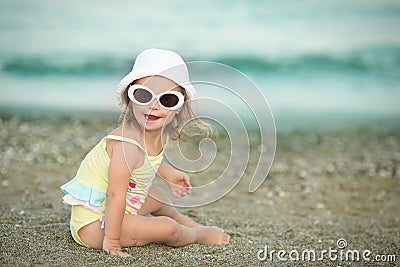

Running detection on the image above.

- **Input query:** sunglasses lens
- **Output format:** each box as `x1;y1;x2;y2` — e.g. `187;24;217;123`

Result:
160;94;179;108
133;88;152;103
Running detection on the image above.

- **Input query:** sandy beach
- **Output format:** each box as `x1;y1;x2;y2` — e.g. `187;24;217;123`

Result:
0;113;399;266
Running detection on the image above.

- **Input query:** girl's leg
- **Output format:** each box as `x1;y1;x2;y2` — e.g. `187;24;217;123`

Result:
120;214;229;247
138;186;200;227
78;214;229;249
78;220;104;249
78;186;230;249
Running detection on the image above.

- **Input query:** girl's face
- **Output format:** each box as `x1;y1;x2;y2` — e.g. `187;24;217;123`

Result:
131;76;184;133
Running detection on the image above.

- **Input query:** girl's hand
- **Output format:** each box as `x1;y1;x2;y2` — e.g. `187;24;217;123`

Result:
103;237;131;257
167;169;192;198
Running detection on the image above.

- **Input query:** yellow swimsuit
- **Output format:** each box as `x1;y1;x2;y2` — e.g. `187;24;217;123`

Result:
60;135;164;247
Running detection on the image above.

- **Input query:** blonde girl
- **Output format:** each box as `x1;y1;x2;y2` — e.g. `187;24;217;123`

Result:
61;48;229;257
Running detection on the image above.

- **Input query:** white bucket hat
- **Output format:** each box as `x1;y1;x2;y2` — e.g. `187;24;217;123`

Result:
117;48;197;112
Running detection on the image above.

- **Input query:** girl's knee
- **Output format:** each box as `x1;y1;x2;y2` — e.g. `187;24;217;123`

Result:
157;216;179;237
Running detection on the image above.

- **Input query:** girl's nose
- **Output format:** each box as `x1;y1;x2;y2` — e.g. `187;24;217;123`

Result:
149;99;161;110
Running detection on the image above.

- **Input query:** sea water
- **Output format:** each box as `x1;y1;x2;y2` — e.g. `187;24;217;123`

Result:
0;0;399;131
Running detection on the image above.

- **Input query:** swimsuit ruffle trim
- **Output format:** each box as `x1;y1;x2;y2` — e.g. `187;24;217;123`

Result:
60;178;105;214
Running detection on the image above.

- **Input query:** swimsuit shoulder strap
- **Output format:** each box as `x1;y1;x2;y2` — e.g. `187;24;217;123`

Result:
104;135;145;151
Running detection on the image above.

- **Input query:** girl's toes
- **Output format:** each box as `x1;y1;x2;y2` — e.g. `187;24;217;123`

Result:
222;233;230;244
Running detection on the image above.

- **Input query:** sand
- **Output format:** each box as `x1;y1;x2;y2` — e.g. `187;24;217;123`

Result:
0;114;399;266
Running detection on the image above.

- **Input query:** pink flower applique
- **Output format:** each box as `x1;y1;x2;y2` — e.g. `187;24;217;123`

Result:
129;195;141;205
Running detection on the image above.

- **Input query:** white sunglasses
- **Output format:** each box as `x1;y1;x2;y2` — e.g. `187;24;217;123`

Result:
127;84;185;110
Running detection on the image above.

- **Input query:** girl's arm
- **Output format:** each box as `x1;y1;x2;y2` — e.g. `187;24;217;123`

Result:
103;141;141;257
157;161;192;198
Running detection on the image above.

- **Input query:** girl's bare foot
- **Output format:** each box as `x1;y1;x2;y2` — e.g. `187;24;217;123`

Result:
196;226;230;245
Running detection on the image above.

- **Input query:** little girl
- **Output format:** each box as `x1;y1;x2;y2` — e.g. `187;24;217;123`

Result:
60;48;230;257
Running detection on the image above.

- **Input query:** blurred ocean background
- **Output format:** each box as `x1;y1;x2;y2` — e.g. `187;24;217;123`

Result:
0;0;399;131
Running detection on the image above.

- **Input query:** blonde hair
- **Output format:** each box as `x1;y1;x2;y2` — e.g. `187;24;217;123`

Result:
118;83;214;140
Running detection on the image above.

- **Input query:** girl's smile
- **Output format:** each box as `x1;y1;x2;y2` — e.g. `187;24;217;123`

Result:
144;113;161;121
